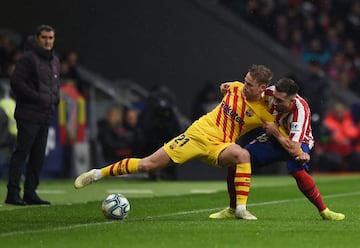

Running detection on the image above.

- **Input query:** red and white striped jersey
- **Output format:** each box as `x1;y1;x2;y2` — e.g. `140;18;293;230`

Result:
264;85;315;149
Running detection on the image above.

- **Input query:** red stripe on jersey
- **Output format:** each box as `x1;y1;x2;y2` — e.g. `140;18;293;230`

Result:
296;96;311;142
215;100;223;127
292;105;299;121
221;90;231;141
228;87;239;141
238;93;246;136
110;163;116;176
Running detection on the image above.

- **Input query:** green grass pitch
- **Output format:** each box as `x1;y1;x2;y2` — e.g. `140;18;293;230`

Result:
0;174;359;248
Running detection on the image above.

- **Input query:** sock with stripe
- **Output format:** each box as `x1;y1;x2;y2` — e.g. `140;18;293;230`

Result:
291;169;326;212
234;162;251;208
100;158;140;178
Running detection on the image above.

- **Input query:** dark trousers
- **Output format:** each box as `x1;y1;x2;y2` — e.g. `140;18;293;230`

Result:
7;121;49;197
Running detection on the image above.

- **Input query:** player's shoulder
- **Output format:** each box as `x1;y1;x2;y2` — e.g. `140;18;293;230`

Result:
294;98;311;115
295;94;310;107
227;81;244;89
219;81;244;92
221;80;242;85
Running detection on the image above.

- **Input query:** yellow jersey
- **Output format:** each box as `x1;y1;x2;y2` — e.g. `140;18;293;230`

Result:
191;81;275;142
163;81;276;165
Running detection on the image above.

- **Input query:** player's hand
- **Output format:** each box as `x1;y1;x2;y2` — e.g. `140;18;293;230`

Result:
295;152;310;164
261;118;280;137
220;83;231;94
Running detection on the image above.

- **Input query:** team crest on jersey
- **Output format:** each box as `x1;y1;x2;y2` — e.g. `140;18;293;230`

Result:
291;122;301;132
245;108;254;117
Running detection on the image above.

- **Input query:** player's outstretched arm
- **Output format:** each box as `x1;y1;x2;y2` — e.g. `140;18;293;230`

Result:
262;120;308;161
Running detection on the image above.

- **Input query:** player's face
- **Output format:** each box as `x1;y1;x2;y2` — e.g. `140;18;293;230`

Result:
36;30;55;51
243;72;265;101
273;91;293;113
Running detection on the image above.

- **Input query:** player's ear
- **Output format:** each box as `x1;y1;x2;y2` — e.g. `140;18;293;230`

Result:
260;84;267;91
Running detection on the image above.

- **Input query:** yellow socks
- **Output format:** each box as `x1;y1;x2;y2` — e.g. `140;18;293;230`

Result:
234;162;251;206
101;158;140;177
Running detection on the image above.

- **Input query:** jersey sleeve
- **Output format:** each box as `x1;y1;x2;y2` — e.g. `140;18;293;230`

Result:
288;98;311;143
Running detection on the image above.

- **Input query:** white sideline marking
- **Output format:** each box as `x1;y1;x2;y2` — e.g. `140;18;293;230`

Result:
32;189;218;195
37;190;65;194
1;191;359;238
190;189;218;194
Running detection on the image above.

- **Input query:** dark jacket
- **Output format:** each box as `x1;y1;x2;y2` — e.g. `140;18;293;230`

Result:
10;36;60;124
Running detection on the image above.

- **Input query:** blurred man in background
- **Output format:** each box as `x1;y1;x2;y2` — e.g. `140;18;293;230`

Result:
5;25;60;205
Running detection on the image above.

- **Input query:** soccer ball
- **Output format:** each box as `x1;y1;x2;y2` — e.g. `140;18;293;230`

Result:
102;193;130;220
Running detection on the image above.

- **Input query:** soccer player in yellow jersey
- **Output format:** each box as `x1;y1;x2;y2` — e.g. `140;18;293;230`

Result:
75;65;288;219
209;78;345;221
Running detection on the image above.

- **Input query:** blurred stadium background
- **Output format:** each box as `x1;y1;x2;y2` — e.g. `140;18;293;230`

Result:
1;0;360;180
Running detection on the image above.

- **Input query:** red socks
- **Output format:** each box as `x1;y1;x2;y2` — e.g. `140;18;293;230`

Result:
291;169;326;212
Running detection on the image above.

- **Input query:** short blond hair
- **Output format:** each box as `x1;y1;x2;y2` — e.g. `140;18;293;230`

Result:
248;64;273;86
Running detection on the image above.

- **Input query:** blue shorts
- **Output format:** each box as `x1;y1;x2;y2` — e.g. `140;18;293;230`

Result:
245;134;310;173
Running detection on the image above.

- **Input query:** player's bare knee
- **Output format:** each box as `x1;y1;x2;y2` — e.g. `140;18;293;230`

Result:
138;163;150;172
137;160;152;172
234;148;250;163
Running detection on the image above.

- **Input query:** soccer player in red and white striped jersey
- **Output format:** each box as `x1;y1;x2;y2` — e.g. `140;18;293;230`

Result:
265;83;314;151
210;78;345;220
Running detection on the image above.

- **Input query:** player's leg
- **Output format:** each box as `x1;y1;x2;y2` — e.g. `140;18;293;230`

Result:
103;147;171;175
230;135;281;220
228;135;285;219
291;169;345;220
291;169;326;210
234;162;255;220
288;143;344;220
209;165;236;219
226;165;237;210
218;144;257;220
74;148;171;189
75;128;203;189
209;136;273;220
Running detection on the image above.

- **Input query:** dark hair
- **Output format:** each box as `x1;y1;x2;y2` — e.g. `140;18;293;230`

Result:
275;78;299;96
248;64;273;86
35;24;55;37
